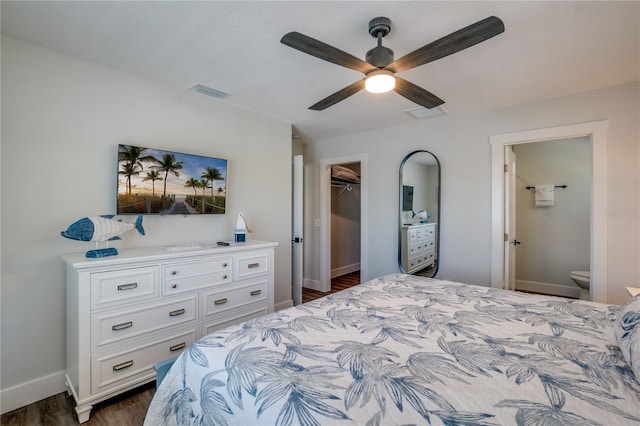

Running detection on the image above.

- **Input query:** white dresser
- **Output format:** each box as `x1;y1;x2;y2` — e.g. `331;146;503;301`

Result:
401;223;437;274
63;240;277;423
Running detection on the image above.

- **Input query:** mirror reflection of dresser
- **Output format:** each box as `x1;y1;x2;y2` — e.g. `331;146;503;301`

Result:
399;150;440;277
401;222;437;274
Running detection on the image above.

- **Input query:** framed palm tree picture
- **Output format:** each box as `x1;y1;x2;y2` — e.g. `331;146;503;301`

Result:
117;144;227;215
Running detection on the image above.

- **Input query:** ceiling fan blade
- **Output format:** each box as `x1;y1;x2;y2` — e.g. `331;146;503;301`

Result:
309;79;365;111
281;32;377;74
387;16;504;73
394;77;444;109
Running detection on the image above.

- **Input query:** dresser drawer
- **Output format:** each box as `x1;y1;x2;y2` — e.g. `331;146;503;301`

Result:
407;224;435;243
164;256;231;278
234;251;271;280
202;277;268;318
91;330;195;395
409;243;428;256
202;308;267;336
410;240;435;255
91;295;197;350
417;226;435;239
408;251;435;271
163;256;232;295
91;267;159;309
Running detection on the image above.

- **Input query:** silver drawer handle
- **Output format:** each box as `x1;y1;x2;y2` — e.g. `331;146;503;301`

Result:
223;262;228;267
117;283;138;291
214;298;228;305
248;262;260;269
112;321;133;331
169;308;185;317
171;270;178;275
250;290;262;296
171;284;178;289
222;274;228;280
170;342;187;352
113;360;134;371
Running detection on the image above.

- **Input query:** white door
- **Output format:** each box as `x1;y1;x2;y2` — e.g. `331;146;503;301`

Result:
504;146;518;290
292;155;304;305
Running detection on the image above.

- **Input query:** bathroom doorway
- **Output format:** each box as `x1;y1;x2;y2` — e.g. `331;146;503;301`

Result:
510;137;590;298
490;120;608;303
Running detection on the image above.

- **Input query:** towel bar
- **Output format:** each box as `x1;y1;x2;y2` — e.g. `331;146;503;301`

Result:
525;185;567;190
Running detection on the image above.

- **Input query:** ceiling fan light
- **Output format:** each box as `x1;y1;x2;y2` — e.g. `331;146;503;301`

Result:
365;70;395;93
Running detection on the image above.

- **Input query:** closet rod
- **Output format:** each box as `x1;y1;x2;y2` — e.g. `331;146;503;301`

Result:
525;185;567;190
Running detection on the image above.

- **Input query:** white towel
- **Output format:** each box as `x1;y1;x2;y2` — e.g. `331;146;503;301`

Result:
535;185;555;207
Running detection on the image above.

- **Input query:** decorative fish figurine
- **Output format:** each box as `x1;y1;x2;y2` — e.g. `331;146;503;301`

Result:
412;210;432;223
61;214;145;257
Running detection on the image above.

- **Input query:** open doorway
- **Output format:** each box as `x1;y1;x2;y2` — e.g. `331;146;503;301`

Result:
330;162;361;279
303;161;362;303
490;120;608;303
509;138;590;298
316;154;369;295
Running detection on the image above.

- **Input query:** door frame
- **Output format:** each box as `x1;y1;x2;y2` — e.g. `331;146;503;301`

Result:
292;154;303;305
490;120;608;302
319;154;369;292
504;146;517;292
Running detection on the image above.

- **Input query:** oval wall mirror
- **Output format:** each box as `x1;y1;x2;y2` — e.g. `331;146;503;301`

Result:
399;150;440;277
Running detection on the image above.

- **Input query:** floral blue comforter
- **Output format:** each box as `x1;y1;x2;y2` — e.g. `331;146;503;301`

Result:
145;274;640;425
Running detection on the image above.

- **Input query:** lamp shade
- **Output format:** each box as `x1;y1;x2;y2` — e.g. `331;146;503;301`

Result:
365;70;395;93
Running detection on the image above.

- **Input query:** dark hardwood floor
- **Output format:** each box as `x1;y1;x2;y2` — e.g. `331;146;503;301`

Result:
0;382;155;426
1;272;361;425
413;261;437;278
302;270;360;303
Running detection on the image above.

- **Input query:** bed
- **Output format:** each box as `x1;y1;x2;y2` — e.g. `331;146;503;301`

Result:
145;274;640;425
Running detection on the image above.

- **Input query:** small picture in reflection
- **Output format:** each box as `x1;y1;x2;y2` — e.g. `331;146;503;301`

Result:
402;185;414;211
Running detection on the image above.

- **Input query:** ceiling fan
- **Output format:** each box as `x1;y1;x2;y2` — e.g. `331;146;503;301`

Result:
281;16;504;111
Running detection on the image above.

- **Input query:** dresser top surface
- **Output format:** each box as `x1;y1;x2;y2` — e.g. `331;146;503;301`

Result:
62;240;278;269
402;222;436;229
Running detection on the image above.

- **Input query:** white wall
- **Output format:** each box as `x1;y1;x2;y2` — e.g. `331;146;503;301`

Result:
0;36;292;411
304;81;639;305
513;138;590;292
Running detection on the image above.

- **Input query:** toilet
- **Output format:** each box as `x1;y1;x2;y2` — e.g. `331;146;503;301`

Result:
570;270;590;300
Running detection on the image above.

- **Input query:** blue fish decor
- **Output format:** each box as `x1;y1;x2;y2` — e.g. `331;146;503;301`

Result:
413;210;432;223
61;214;145;257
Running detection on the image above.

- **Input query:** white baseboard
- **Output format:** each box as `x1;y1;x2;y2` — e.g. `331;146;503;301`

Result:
1;370;66;415
274;299;293;311
515;279;581;299
331;263;360;279
303;277;323;292
303;264;359;292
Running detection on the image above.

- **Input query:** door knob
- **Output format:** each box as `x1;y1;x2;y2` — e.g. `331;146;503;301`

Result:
513;240;521;246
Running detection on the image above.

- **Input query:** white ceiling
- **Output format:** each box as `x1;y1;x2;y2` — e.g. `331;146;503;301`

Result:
2;1;638;142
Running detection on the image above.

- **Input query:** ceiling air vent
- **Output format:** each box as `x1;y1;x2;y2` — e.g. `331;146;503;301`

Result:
404;106;446;119
189;84;230;99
